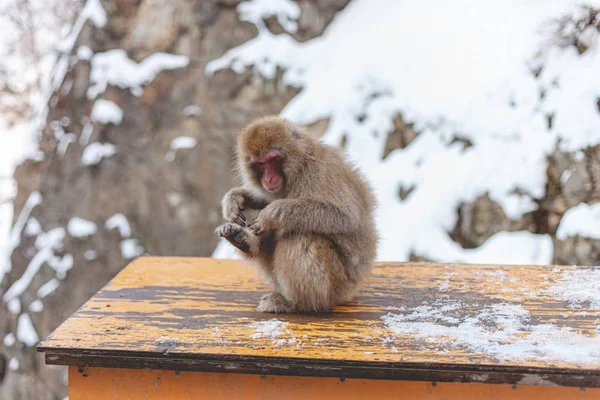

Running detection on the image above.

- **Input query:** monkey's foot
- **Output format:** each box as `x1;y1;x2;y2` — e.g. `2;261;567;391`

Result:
218;223;262;255
257;292;293;313
218;223;250;253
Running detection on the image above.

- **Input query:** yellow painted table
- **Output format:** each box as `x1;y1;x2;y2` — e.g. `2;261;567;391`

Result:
38;257;600;399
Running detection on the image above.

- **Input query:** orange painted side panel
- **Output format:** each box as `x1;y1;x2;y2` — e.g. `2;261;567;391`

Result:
69;367;598;400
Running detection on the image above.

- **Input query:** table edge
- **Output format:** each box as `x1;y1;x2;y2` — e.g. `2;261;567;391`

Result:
37;345;600;387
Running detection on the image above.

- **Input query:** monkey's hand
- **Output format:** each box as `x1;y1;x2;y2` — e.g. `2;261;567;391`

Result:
221;188;248;226
248;205;279;236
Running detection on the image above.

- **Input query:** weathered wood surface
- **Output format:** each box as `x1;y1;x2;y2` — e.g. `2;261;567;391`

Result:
38;257;600;387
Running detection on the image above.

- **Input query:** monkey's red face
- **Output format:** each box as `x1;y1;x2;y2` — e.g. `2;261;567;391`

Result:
251;149;283;193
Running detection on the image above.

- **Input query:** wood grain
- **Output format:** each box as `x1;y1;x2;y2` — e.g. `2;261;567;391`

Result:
38;257;600;387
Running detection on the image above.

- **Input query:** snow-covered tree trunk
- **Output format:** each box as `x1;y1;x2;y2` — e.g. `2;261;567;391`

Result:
0;0;348;398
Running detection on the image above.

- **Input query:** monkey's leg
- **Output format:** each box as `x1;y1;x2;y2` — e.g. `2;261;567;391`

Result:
259;235;342;314
217;223;260;254
256;292;294;313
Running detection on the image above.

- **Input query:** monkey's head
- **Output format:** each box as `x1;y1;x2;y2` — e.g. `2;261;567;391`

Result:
237;116;304;195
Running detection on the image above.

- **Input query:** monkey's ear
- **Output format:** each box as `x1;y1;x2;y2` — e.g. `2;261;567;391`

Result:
291;127;302;139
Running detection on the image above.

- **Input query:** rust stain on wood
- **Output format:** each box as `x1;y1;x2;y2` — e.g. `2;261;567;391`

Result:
68;366;600;400
38;257;600;386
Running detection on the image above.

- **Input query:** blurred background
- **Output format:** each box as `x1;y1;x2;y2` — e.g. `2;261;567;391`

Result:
0;0;599;398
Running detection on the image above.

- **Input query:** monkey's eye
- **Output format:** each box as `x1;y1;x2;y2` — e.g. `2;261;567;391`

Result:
253;161;265;170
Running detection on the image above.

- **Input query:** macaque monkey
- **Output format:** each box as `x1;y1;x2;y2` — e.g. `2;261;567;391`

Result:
217;116;378;313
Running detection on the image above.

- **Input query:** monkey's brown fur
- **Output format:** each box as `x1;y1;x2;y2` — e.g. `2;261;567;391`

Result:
218;116;378;313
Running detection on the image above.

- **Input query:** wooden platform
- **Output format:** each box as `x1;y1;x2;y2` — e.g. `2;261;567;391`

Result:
38;257;600;398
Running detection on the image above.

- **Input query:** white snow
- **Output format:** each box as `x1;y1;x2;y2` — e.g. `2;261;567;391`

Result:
382;301;600;365
29;299;44;313
37;278;60;298
426;231;554;266
77;45;94;61
0;191;42;276
166;192;182;207
34;227;66;250
7;298;21;314
48;253;74;279
105;213;131;237
556;203;600;240
105;214;144;259
155;336;178;347
87;49;189;99
3;249;55;303
3;226;65;302
182;105;202;117
238;0;301;33
170;136;198;150
3;333;16;347
166;136;198;161
24;217;42;237
8;358;19;371
58;0;107;53
17;313;39;347
81;142;116;166
120;238;144;259
212;240;242;260
80;122;94;145
248;318;288;340
208;0;600;265
547;267;600;309
57;134;77;159
68;217;98;239
91;99;124;125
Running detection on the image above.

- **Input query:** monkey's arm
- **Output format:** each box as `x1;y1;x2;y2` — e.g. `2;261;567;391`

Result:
252;198;359;235
221;187;269;226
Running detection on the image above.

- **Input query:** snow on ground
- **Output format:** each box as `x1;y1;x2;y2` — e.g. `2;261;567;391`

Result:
248;318;288;340
547;266;600;309
381;301;600;365
210;0;600;264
